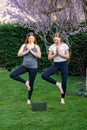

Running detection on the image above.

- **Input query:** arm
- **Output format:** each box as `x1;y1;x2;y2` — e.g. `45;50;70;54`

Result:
48;50;57;60
57;47;70;60
48;46;70;60
29;45;41;58
17;44;29;57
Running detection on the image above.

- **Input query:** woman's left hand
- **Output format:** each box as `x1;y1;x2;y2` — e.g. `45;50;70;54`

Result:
56;46;60;55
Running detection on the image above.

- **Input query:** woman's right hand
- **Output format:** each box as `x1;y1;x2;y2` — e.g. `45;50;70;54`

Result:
18;44;29;57
56;46;60;55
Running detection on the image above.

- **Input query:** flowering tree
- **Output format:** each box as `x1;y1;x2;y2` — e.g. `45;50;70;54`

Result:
86;67;87;91
1;0;87;83
2;0;85;33
82;0;87;22
1;0;86;52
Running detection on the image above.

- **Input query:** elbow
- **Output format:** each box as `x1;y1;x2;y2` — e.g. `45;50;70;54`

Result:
66;55;70;60
68;57;70;60
38;56;41;59
17;53;20;57
38;53;41;58
48;57;50;60
17;52;21;57
39;55;41;58
67;54;70;59
48;56;51;60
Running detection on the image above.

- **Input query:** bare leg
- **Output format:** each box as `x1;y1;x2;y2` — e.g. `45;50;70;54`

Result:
25;81;30;91
26;81;31;104
27;99;31;104
56;82;64;94
61;98;65;104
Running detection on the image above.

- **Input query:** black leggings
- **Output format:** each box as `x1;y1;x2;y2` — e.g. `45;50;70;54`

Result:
10;65;37;99
42;61;68;98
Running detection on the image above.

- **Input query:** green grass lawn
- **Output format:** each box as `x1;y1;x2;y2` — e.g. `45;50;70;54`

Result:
0;71;87;130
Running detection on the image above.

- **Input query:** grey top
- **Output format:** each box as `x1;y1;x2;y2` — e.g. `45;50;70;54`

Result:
22;45;37;68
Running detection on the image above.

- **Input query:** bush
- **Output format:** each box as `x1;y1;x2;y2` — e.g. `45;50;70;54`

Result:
0;23;50;71
68;30;87;77
0;23;86;76
0;23;31;70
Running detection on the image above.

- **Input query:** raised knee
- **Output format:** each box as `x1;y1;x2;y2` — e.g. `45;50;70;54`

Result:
41;73;47;79
10;73;15;79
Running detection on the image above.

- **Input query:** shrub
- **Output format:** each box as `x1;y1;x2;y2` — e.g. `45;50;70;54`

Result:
0;23;31;70
68;30;87;77
0;23;50;71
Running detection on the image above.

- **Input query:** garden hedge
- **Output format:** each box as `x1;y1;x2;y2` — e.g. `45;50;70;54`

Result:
0;23;86;76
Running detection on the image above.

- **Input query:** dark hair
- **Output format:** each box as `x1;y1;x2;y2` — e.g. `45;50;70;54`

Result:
25;32;38;44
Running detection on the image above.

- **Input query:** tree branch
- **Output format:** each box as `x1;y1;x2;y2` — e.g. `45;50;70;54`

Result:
40;0;70;14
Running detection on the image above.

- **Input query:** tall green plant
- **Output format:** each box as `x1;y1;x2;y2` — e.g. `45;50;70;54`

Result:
68;31;87;77
0;23;30;70
0;23;50;71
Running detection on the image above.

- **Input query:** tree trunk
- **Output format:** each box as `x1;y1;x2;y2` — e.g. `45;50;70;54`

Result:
82;0;87;22
86;67;87;91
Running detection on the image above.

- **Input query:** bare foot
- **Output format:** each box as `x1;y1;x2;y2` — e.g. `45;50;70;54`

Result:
27;99;31;104
61;98;65;104
25;81;30;91
56;82;64;94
